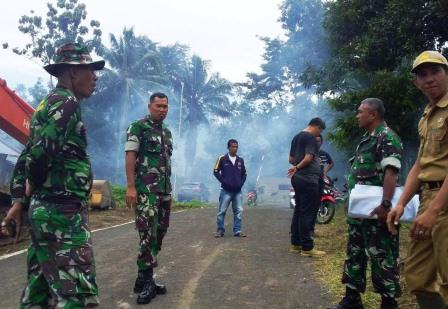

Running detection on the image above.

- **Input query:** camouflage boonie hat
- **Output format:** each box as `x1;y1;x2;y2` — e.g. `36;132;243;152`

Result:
44;42;105;76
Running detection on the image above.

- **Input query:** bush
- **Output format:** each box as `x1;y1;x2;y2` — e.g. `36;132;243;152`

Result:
173;199;211;209
111;185;126;209
110;187;211;210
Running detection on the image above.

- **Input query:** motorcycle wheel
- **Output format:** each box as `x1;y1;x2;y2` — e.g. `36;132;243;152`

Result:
316;201;335;224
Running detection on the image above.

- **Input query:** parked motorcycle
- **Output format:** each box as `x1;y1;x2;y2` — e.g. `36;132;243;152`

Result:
247;190;257;207
316;177;343;224
289;187;295;209
289;177;344;224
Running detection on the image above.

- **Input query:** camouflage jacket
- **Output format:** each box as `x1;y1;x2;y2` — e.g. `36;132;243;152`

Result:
125;115;173;195
347;123;403;190
10;87;92;205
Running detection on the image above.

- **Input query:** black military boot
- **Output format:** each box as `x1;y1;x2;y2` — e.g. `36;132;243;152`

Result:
327;287;364;309
134;269;167;295
133;270;145;293
136;268;156;304
380;296;398;309
154;281;167;295
136;277;157;304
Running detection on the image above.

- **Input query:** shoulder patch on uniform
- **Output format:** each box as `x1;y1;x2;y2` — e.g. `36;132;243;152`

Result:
35;99;46;112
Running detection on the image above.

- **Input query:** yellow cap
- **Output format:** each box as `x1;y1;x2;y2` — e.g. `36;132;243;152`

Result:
411;50;448;73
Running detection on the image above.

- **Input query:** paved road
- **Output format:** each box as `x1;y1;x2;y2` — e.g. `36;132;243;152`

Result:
0;205;332;308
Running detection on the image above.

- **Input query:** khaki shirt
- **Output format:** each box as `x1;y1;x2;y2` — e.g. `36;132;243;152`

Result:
417;92;448;181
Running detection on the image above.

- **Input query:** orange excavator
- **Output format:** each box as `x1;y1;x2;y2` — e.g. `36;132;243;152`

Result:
0;78;34;235
0;78;34;145
0;78;33;197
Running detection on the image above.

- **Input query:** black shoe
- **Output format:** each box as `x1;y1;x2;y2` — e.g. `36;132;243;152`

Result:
327;296;364;309
136;279;157;304
214;231;224;238
233;232;247;237
134;272;145;293
154;282;167;295
134;270;167;295
380;297;398;309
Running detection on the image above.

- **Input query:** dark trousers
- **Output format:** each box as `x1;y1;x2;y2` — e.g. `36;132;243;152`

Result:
290;176;320;250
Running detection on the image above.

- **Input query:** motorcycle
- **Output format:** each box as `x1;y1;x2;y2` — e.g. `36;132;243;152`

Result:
289;177;344;224
247;190;257;207
289;187;295;209
316;177;344;224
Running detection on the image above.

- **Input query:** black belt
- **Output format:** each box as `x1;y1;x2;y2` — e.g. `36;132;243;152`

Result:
421;181;444;190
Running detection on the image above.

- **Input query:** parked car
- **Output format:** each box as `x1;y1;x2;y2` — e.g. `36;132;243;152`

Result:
177;182;210;202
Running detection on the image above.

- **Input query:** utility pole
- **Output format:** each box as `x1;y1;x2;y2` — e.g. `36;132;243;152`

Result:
173;81;184;196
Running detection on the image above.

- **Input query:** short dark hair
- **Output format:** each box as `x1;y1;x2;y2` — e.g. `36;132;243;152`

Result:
149;92;168;104
361;98;385;119
227;139;238;148
308;117;326;130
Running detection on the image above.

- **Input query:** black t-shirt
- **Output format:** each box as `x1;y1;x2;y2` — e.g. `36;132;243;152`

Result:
289;131;320;183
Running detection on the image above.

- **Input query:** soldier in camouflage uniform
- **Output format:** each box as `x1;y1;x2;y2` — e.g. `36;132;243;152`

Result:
125;92;172;305
329;98;403;309
1;43;104;308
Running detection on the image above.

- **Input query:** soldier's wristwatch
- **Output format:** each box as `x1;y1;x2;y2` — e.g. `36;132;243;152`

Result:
381;199;392;209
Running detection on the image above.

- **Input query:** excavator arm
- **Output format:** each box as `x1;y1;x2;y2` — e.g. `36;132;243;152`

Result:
0;78;34;145
0;78;34;196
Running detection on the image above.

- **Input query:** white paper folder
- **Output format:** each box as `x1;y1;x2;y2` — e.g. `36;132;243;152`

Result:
348;184;419;222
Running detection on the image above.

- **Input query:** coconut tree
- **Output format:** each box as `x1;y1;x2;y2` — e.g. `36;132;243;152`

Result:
177;55;233;176
84;28;167;182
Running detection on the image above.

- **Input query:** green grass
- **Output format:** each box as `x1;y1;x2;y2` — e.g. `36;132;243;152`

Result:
110;185;211;210
172;199;213;209
313;203;418;309
111;185;127;208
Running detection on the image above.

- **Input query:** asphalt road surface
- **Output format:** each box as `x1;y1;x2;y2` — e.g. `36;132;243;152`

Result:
0;205;332;309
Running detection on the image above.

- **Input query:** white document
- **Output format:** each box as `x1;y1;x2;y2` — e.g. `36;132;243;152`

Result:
348;184;420;222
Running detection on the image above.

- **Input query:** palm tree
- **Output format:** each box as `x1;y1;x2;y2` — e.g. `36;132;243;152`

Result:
84;28;167;182
177;55;233;176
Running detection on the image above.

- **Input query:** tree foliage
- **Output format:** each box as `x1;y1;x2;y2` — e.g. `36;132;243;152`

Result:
176;55;233;174
83;28;167;182
7;0;103;65
243;0;327;102
301;0;448;153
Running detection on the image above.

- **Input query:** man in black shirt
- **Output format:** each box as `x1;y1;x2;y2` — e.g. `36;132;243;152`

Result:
288;117;326;257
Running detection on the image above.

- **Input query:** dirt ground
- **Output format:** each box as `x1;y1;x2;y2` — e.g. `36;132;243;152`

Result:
0;205;333;309
0;207;135;256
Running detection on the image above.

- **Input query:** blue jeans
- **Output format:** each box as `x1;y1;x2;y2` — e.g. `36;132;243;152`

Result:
216;189;243;235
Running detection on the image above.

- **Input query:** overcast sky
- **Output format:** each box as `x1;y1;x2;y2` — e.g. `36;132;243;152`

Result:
0;0;284;89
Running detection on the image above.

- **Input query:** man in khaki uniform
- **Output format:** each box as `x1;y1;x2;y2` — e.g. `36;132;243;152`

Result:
388;51;448;309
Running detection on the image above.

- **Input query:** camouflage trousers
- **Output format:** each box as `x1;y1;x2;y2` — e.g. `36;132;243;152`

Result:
20;199;99;309
342;217;401;298
135;193;171;271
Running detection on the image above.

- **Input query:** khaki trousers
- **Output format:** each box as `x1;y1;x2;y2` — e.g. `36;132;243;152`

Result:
404;188;448;302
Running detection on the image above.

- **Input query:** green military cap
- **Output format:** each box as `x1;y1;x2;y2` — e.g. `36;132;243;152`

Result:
411;50;448;73
44;42;105;76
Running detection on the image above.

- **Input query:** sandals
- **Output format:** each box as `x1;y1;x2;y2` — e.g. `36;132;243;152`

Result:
214;232;224;238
